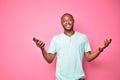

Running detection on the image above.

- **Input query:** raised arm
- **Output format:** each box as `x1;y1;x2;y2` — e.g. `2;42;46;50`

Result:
33;37;56;64
84;38;112;62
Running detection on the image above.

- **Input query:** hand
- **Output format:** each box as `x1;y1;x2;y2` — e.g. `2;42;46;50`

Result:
33;37;45;49
100;38;112;49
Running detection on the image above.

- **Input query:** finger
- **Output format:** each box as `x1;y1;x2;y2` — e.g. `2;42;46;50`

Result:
107;39;112;46
104;39;109;47
106;39;109;43
104;40;107;46
41;43;45;48
37;41;43;46
106;39;109;45
109;38;112;43
36;41;40;46
37;41;45;48
105;38;112;46
39;43;45;48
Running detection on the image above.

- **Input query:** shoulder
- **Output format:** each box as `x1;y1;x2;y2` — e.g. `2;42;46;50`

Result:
75;32;88;39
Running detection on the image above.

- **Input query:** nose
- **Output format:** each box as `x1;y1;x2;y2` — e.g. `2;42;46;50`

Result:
65;21;70;24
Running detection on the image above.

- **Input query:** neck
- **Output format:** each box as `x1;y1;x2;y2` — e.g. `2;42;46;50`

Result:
64;30;75;37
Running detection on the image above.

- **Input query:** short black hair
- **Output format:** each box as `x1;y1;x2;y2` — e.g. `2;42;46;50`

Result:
61;13;74;20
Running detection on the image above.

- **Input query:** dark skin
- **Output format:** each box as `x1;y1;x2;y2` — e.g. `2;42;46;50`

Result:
33;13;112;63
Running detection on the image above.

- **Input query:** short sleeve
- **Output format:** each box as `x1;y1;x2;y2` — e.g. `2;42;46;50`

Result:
84;36;91;52
48;37;57;54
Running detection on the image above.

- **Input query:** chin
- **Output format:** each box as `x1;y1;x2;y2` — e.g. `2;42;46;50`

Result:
63;25;73;31
64;28;73;31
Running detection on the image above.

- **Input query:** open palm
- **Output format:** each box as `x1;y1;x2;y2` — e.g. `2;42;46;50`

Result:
100;38;112;49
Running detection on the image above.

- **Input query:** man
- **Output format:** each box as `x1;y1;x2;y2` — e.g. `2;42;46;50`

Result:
33;13;112;80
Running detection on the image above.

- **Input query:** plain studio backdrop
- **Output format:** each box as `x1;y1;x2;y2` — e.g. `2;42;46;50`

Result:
0;0;120;80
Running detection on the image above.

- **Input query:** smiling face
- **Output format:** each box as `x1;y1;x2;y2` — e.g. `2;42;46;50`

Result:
61;13;74;32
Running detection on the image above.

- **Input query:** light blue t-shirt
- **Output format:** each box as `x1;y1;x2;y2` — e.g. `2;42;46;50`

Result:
48;32;91;80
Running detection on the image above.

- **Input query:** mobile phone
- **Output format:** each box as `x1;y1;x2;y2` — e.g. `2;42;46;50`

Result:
33;37;39;43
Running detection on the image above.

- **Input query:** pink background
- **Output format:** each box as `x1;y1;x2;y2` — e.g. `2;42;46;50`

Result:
0;0;120;80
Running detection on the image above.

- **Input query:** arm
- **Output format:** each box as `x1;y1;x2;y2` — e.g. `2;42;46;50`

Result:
40;47;56;64
84;38;112;62
33;38;56;64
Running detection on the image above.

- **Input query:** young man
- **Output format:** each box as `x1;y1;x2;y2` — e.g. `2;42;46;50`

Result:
33;13;112;80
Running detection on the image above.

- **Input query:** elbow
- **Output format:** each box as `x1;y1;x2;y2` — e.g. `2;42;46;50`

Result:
87;59;92;62
87;58;93;62
47;60;53;64
47;61;52;64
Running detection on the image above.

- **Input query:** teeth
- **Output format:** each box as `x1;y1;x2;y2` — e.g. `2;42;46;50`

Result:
67;25;70;27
